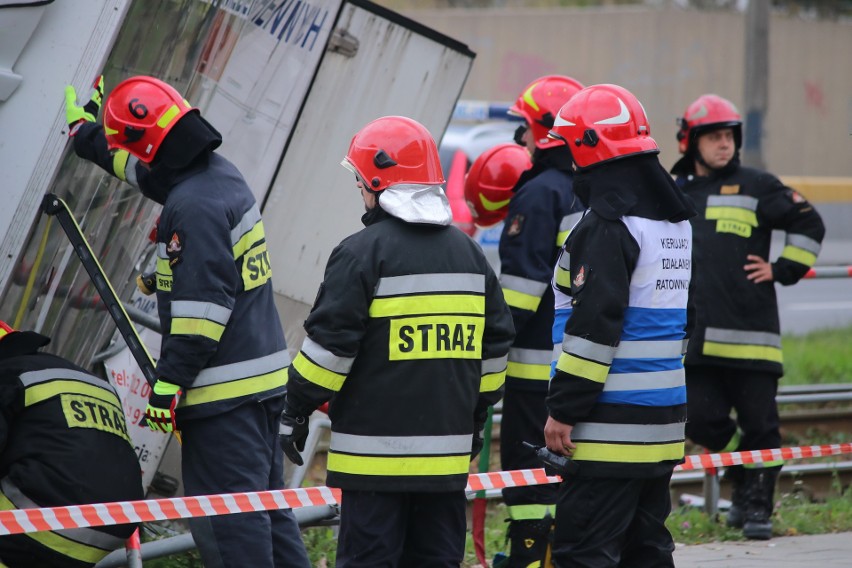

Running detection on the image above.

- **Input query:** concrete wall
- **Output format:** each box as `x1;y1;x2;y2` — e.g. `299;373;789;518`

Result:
395;6;852;177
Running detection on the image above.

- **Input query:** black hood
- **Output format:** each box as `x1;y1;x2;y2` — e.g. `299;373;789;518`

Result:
0;330;50;360
575;153;696;222
513;145;573;193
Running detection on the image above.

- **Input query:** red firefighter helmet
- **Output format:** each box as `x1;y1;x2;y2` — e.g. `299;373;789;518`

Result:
508;75;585;150
0;320;15;342
103;76;195;163
549;83;658;169
676;94;742;153
464;143;531;228
342;116;444;192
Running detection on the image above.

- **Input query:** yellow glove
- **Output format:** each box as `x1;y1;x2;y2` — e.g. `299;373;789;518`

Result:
145;380;182;433
64;75;104;136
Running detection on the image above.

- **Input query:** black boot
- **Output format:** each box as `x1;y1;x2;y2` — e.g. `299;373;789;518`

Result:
742;467;781;540
725;465;746;528
505;518;553;568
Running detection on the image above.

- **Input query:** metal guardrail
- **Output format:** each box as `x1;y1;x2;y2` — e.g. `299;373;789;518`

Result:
94;504;339;567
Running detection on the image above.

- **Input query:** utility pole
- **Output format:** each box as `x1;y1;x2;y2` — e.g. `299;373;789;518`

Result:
742;0;769;169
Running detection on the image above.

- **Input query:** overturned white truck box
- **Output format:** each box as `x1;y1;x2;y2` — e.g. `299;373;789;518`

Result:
0;0;474;493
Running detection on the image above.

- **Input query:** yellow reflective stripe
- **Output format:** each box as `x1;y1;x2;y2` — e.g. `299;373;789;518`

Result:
480;369;506;392
369;295;484;318
156;257;172;276
233;222;265;259
171;318;225;341
705;206;758;227
780;245;817;267
507;503;553;520
715;219;752;238
507;361;551;381
556;230;570;246
112;150;129;181
722;430;741;453
156;104;181;129
555;267;572;289
555;352;609;383
572;441;684;463
181;368;287;406
292;352;346;392
327;453;470;476
502;288;541;312
522;83;540;112
702;341;783;364
0;493;108;563
744;460;784;469
25;381;119;408
104;124;118;136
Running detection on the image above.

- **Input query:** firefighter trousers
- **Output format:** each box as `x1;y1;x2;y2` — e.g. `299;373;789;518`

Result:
500;387;558;514
336;489;467;568
552;474;675;568
180;396;310;568
684;366;781;453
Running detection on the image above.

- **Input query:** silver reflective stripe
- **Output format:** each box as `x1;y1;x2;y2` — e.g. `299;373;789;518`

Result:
125;156;139;187
786;233;822;255
194;349;291;387
682;338;689;355
557;250;571;270
157;242;168;258
19;369;116;395
559;211;583;232
482;355;508;375
500;274;548;296
705;327;781;348
707;195;758;210
230;204;262;246
171;300;232;325
374;273;485;296
329;432;472;455
1;477;125;550
603;368;685;392
572;422;685;443
509;348;554;365
301;336;355;374
614;340;684;359
552;344;562;362
561;335;617;365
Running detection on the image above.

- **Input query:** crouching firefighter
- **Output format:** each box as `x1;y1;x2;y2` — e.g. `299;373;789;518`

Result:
0;321;144;568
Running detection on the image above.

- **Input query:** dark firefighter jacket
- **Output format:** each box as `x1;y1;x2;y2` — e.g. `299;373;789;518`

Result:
548;155;696;478
0;331;143;565
73;123;289;420
676;163;825;376
499;148;584;392
286;207;515;492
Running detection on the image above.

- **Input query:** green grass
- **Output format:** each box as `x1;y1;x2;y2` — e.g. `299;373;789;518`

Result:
782;324;852;385
140;326;852;565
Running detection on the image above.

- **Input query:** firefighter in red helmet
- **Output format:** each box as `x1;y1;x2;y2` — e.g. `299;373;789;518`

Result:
464;143;532;229
0;320;143;568
496;74;585;567
279;116;515;567
64;76;310;567
672;94;825;540
545;83;696;567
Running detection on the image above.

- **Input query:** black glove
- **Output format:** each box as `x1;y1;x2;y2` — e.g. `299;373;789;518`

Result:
279;403;310;466
471;422;485;461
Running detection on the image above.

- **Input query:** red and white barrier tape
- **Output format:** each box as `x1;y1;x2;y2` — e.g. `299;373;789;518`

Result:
3;442;851;535
0;470;559;536
675;442;852;471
